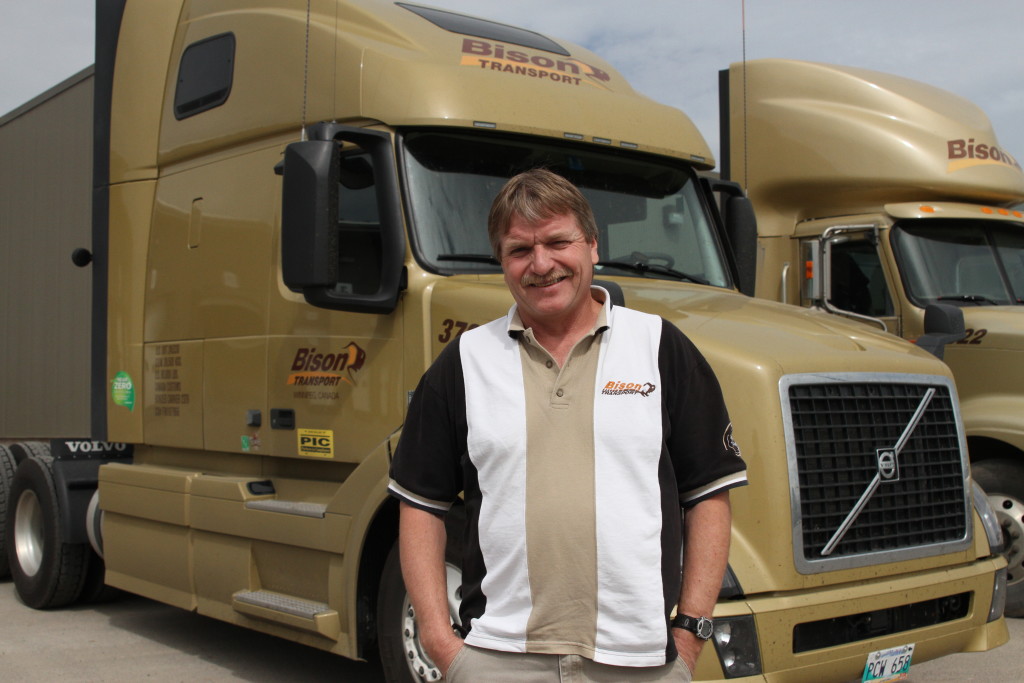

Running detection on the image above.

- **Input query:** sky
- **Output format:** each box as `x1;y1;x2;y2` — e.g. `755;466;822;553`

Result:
2;1;1022;169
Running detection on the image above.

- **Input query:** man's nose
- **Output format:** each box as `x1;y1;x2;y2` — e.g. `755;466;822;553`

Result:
529;245;554;272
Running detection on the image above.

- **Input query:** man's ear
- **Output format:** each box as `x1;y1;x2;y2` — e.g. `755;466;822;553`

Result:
589;238;599;265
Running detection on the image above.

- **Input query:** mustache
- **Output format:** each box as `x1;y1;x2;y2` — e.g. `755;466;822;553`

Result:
521;269;572;287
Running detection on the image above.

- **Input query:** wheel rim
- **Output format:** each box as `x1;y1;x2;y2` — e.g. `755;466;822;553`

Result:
401;562;463;682
989;491;1024;587
14;488;45;577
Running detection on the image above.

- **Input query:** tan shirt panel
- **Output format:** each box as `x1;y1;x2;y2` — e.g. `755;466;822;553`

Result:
511;305;610;656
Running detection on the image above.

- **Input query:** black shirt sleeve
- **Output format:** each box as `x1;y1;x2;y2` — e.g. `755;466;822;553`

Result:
659;319;748;508
387;338;468;513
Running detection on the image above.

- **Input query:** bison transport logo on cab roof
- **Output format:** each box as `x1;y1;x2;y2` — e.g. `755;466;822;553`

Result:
460;39;612;90
947;138;1022;173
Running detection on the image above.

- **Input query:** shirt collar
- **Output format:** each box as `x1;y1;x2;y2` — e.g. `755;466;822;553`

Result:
506;285;612;339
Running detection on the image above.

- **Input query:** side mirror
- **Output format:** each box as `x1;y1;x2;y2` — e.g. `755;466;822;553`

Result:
281;140;340;289
700;176;758;297
722;194;757;297
915;303;966;360
279;124;406;314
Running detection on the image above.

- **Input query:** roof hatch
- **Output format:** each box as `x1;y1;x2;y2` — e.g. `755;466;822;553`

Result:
397;2;570;55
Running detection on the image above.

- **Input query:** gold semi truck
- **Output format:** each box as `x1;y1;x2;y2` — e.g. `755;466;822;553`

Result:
721;58;1024;618
0;4;1009;681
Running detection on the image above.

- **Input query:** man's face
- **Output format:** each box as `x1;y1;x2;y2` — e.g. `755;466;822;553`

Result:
499;212;599;328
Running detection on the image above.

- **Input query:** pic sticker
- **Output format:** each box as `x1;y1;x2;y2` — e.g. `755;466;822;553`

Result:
298;429;334;458
111;371;136;411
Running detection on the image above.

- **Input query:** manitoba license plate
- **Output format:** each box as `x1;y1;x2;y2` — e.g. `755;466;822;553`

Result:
862;643;915;682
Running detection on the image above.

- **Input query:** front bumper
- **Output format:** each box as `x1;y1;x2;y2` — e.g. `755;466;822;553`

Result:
698;557;1008;682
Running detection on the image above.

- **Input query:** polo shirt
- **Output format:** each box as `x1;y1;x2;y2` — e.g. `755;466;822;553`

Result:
388;288;748;666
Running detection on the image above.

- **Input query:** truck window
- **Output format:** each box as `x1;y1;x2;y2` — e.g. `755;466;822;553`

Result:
173;33;235;119
891;220;1024;306
829;239;893;317
400;130;731;288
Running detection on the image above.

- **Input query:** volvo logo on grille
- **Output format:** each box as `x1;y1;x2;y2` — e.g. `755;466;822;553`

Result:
877;450;899;481
820;387;936;557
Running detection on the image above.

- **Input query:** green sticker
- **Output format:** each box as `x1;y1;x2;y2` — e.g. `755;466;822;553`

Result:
111;371;136;411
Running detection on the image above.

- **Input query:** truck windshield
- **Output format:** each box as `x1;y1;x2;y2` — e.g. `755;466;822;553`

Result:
891;219;1024;305
400;130;731;288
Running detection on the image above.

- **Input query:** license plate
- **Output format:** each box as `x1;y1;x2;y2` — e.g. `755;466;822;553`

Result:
862;643;915;682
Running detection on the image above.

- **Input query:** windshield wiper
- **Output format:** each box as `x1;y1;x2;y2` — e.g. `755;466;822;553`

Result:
596;260;709;285
938;294;1002;305
436;253;710;286
437;253;500;266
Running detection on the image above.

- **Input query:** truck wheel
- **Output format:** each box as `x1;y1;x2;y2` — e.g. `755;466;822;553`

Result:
0;445;15;579
6;455;89;608
973;459;1024;617
377;508;465;683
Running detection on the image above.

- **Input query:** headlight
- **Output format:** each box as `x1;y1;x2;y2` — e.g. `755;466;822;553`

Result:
988;568;1007;623
711;615;763;679
972;480;1005;555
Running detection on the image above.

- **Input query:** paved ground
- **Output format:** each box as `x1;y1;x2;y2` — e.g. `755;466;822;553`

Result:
0;580;385;682
0;578;1020;681
907;615;1022;682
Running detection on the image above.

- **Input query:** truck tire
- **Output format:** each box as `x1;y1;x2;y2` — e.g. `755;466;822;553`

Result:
378;508;465;683
9;440;50;465
6;455;89;608
973;459;1024;617
0;445;15;579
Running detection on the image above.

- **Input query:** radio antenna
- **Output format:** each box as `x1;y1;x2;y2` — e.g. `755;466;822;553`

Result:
741;0;748;191
301;0;311;141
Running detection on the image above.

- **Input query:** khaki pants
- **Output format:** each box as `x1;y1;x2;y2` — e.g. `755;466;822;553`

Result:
445;645;692;683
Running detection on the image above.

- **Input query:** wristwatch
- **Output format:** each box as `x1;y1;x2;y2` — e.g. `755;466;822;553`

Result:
671;613;714;640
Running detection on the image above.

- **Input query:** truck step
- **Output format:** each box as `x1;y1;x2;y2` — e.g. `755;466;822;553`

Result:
232;590;340;640
244;500;327;518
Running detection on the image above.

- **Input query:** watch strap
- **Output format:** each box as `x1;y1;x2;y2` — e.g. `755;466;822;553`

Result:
671;613;714;640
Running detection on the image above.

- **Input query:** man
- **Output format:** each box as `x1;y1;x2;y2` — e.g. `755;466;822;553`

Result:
388;169;747;681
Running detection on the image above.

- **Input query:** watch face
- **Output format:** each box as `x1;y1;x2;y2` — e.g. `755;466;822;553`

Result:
696;617;714;640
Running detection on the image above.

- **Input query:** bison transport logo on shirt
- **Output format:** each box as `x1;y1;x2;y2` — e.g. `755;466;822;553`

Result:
601;380;657;397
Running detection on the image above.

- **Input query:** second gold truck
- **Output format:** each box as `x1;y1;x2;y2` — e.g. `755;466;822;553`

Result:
722;57;1024;619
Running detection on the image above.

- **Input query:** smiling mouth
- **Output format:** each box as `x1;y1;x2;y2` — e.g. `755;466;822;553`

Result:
529;276;567;288
523;271;571;288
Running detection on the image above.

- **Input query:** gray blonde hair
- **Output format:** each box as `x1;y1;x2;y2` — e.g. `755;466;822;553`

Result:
487;168;597;259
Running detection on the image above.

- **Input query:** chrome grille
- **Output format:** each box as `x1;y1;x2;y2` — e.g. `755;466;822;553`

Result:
782;374;971;573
